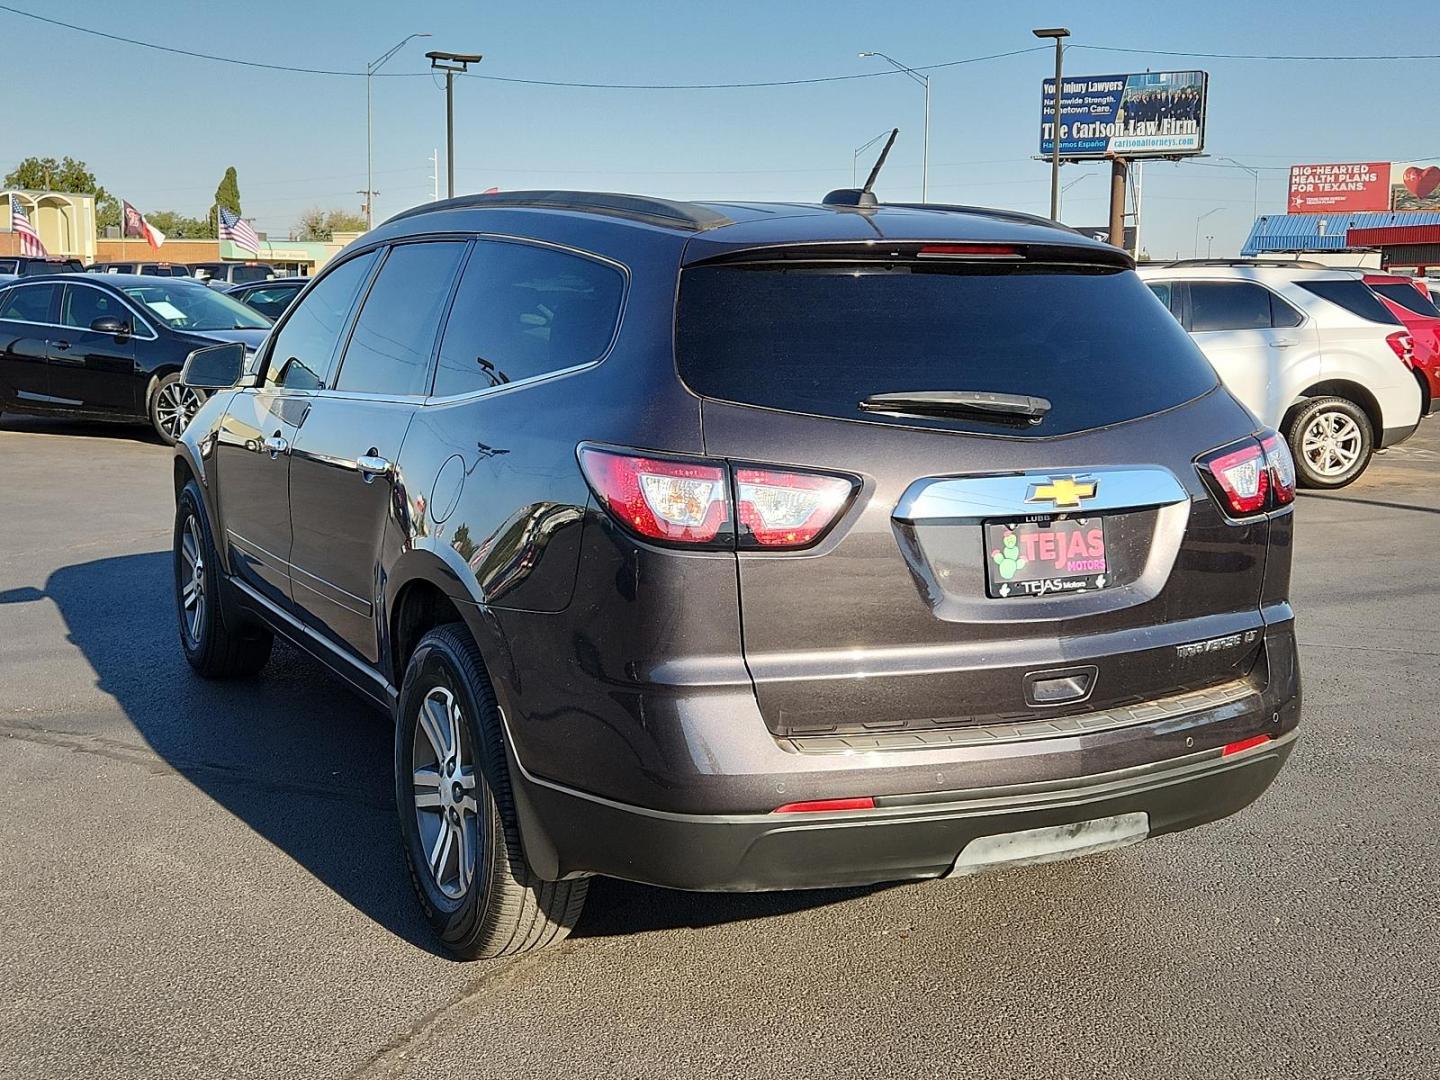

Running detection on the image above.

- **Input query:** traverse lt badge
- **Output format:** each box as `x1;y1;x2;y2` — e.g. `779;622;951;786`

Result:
1026;476;1099;509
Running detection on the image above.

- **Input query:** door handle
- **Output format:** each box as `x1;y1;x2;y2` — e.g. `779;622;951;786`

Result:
357;452;392;481
261;433;289;458
1269;339;1296;348
52;340;72;351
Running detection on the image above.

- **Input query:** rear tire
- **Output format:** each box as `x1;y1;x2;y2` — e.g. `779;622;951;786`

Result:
396;623;587;959
1285;396;1373;489
174;481;273;678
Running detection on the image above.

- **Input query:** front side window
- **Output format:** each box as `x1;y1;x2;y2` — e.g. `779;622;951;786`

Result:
122;281;270;332
60;285;122;328
264;250;378;390
433;240;625;398
334;242;467;396
0;283;57;323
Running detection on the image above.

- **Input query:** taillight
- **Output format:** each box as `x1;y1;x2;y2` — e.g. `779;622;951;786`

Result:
577;447;731;545
1260;431;1296;507
1196;430;1294;517
734;467;855;549
1386;331;1416;366
579;446;855;550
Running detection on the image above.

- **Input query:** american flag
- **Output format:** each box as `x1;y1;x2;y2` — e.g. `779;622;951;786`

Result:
10;200;47;258
218;206;261;254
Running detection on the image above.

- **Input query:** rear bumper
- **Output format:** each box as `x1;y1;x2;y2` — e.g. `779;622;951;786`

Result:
1381;419;1421;448
509;730;1295;891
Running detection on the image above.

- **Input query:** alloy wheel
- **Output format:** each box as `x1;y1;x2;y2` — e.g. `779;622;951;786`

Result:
1300;410;1362;478
411;686;479;900
155;382;203;441
179;516;205;645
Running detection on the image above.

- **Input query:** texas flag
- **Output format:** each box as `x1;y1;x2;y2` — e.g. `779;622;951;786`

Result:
122;200;165;250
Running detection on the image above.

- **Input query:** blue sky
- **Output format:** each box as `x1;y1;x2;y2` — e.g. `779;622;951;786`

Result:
3;1;1435;257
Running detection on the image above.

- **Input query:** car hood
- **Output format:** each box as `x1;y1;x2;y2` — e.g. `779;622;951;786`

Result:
178;327;270;350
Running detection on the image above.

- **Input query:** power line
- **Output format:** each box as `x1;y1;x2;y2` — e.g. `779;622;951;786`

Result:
1072;44;1440;61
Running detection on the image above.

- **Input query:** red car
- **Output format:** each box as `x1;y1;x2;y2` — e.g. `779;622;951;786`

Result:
1364;273;1440;414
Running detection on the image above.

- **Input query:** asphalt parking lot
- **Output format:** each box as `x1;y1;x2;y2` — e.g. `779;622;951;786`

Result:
2;413;1437;1080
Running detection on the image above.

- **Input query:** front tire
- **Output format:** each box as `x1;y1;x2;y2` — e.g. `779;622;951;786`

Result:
396;624;587;959
151;373;204;446
1286;396;1373;489
174;481;273;678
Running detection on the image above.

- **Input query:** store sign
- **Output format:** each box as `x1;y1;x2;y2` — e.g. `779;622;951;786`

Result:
1039;71;1207;160
1287;163;1391;213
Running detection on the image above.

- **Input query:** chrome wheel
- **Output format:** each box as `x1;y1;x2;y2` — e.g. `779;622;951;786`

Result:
1301;410;1363;478
155;380;202;441
411;686;479;900
179;516;205;645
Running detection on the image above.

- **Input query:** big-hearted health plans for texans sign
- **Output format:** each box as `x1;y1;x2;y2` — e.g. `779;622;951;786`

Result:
1040;71;1207;160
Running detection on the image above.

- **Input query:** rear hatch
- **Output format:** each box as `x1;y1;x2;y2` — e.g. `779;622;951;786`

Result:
677;240;1279;740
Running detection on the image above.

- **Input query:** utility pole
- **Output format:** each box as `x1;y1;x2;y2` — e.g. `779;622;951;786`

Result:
1033;27;1070;221
1108;156;1128;254
427;51;483;199
366;32;430;231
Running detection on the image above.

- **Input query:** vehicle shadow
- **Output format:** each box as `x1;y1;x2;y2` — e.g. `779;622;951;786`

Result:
0;413;159;444
4;550;878;950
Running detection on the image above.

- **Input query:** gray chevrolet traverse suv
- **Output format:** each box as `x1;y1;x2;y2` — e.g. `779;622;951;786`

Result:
172;190;1301;959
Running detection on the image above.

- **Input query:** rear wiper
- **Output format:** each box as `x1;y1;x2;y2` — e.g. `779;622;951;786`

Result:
859;390;1051;422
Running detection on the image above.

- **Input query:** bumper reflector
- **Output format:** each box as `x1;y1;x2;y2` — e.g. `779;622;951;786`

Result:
1221;733;1273;757
772;797;876;814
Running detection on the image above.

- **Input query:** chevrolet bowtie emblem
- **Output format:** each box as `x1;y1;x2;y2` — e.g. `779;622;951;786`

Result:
1026;476;1098;508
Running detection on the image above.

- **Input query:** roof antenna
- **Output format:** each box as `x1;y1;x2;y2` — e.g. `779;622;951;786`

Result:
824;127;898;209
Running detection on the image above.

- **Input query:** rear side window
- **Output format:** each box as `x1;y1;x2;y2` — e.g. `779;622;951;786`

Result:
0;283;57;322
1297;280;1401;325
1372;282;1440;318
1188;282;1272;332
676;264;1218;437
334;242;467;396
432;240;624;397
265;250;378;390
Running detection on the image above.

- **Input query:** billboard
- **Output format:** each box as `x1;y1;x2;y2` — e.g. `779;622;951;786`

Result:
1040;71;1207;160
1392;161;1440;211
1288;163;1391;213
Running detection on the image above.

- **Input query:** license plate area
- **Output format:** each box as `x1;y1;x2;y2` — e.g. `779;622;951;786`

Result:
984;515;1110;599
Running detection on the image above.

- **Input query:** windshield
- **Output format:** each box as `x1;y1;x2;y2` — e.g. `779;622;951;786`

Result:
1372;282;1440;318
122;280;271;330
676;262;1218;437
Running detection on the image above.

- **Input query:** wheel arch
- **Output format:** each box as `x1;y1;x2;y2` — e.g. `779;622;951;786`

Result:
1284;380;1382;439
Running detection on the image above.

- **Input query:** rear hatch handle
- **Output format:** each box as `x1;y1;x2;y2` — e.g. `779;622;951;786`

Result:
859;390;1051;423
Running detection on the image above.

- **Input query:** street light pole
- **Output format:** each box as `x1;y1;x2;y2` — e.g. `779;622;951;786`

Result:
1222;157;1260;223
1194;207;1222;258
858;52;930;201
852;130;893;188
1033;27;1070;222
1206;234;1215;259
427;51;483;199
1059;173;1088;220
366;32;431;230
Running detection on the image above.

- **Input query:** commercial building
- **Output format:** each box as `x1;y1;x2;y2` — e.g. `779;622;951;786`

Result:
0;190;97;262
1242;211;1440;271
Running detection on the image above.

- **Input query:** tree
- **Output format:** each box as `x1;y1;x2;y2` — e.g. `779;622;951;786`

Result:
293;207;369;242
4;155;104;197
208;166;241;235
144;210;210;240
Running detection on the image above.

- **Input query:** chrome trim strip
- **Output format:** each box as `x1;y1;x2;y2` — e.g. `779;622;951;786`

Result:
226;529;290;575
290;563;373;618
894;466;1189;523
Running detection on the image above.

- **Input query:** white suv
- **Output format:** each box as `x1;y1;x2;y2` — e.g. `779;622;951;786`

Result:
1137;261;1421;488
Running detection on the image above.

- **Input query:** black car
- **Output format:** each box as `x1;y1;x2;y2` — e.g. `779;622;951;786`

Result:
0;255;85;280
86;261;192;277
172;190;1301;960
224;276;307;320
0;273;270;443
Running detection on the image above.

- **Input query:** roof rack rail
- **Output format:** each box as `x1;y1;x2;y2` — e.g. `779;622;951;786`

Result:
886;202;1080;234
382;190;734;232
1159;257;1332;269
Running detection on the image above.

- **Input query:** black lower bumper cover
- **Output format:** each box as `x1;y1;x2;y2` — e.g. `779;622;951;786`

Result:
511;735;1296;892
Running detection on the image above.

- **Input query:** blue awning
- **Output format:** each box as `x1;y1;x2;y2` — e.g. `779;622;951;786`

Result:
1242;211;1440;254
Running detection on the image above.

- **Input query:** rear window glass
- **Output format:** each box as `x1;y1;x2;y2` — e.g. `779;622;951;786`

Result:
1372;282;1440;318
1297;280;1401;324
229;265;273;284
676;264;1218;436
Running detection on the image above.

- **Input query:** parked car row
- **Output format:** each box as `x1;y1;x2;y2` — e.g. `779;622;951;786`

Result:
1138;260;1435;487
85;260;281;289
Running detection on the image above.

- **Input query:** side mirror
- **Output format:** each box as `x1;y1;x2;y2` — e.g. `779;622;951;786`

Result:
182;342;246;390
91;316;128;338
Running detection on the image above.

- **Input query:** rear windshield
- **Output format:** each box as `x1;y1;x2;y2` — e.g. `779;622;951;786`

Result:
1297;280;1401;325
229;265;273;284
676;263;1219;437
1372;282;1440;318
